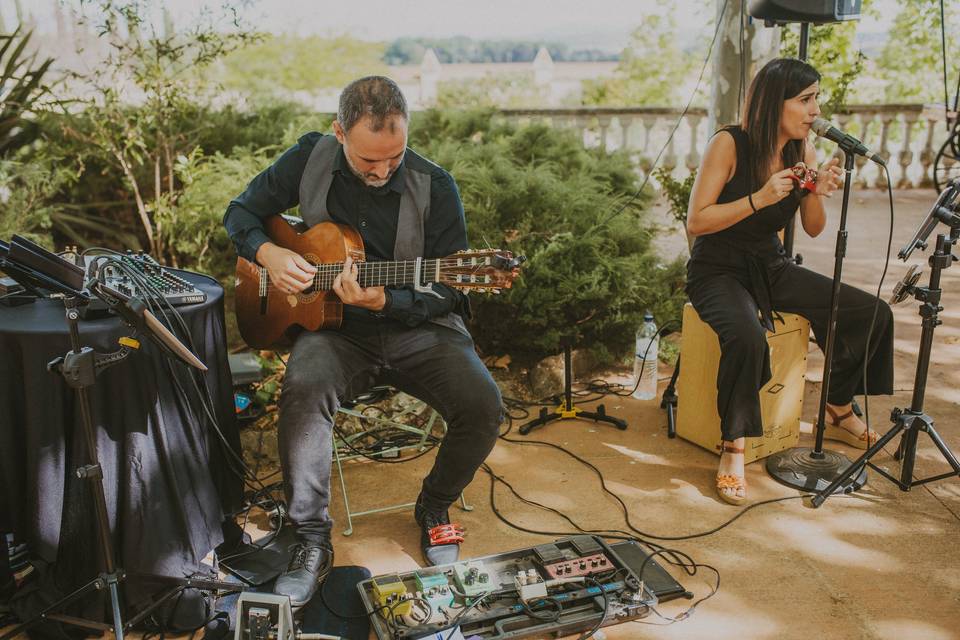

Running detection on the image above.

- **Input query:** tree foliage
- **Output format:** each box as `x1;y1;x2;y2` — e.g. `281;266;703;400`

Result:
0;26;55;157
217;34;388;97
875;0;960;104
779;12;867;118
383;36;618;65
51;0;258;260
434;74;555;110
581;14;695;107
409;110;686;364
0;157;77;248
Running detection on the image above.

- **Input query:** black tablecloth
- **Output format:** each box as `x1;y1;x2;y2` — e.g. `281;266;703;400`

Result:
0;270;242;591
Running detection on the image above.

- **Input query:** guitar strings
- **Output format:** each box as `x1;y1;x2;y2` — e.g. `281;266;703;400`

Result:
258;258;505;291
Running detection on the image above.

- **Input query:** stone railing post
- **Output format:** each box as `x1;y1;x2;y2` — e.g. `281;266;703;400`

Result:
919;117;939;188
897;112;918;188
875;112;895;189
685;114;703;172
639;115;657;174
597;115;613;152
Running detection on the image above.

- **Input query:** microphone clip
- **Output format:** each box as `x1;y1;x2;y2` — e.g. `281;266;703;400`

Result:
889;264;923;305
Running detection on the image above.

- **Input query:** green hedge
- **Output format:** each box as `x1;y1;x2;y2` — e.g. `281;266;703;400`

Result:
410;110;685;364
8;104;685;365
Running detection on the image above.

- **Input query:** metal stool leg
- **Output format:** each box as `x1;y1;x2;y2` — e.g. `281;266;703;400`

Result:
332;432;355;536
332;391;473;534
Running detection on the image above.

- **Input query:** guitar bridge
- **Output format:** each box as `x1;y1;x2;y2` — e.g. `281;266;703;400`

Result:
258;266;269;314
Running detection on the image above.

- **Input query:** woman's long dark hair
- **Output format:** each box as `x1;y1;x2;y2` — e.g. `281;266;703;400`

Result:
740;57;821;190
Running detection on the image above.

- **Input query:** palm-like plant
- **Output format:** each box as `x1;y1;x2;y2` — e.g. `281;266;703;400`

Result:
0;26;54;157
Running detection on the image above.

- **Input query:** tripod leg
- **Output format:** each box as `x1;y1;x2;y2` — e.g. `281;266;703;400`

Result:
0;578;105;640
899;416;922;489
660;356;680;439
518;408;558;435
107;578;125;640
925;425;960;474
811;420;906;507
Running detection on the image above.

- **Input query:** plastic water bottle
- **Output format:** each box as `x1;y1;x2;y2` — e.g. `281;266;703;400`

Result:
632;312;659;400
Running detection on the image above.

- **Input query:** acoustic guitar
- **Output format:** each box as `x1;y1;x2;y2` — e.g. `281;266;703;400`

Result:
234;216;523;349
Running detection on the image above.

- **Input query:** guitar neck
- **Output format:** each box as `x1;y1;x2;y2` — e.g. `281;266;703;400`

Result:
312;259;442;289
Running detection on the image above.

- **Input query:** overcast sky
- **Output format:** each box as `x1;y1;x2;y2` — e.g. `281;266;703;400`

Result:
12;0;898;52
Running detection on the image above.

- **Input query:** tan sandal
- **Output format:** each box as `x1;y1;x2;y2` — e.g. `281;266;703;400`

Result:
715;443;747;506
823;406;880;450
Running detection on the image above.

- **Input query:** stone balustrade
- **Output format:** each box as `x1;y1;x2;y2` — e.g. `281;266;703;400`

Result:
495;104;954;189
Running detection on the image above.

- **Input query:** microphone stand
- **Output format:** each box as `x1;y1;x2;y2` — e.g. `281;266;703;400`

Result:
765;149;868;493
811;232;960;506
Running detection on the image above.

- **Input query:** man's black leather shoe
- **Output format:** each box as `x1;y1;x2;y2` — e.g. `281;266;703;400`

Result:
415;500;462;567
273;542;333;611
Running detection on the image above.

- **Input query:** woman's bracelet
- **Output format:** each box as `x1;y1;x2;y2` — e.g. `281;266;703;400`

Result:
748;193;758;213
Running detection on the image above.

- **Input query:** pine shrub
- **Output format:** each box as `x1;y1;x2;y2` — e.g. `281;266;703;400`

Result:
410;109;686;365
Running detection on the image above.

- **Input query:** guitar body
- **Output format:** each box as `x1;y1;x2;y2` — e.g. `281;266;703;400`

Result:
234;218;364;349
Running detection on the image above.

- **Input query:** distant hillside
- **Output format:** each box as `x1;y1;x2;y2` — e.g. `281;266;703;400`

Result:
383;36;620;65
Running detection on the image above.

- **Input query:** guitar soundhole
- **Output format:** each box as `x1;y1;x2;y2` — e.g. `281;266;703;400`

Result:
298;289;321;303
300;252;322;301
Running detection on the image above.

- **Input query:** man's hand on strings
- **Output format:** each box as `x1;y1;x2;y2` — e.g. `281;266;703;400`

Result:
257;243;316;294
333;255;387;311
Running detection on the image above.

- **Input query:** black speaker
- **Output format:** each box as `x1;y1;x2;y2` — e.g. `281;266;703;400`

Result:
748;0;862;24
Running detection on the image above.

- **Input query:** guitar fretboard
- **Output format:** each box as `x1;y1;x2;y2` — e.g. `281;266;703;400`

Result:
311;259;441;289
255;254;504;298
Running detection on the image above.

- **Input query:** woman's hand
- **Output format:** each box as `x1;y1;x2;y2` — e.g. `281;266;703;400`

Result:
754;168;796;209
814;156;843;197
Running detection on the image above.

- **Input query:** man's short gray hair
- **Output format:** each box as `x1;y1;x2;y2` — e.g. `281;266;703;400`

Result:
337;76;408;133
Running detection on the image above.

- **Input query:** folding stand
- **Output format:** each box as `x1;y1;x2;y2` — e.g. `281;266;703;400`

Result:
0;296;240;640
812;230;960;505
660;356;680;439
332;391;472;536
519;339;627;435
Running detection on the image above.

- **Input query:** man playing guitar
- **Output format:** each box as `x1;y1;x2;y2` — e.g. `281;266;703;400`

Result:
223;76;504;611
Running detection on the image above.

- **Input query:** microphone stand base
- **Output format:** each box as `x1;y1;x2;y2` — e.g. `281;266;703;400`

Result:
765;446;867;494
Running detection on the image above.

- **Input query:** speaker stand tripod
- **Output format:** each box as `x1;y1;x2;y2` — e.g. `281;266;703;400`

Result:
0;296;240;640
812;231;960;506
660;356;680;439
519;339;627;435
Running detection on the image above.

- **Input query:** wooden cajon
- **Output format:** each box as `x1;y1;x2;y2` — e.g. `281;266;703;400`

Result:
676;303;810;463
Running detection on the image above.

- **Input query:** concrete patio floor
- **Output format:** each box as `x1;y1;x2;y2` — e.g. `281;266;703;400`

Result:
320;188;960;640
6;189;954;640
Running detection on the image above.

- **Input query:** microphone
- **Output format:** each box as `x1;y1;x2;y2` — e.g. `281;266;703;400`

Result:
889;264;922;305
811;117;886;166
92;281;207;371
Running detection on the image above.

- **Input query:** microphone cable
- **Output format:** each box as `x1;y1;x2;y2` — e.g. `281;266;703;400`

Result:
595;0;730;230
857;165;895;448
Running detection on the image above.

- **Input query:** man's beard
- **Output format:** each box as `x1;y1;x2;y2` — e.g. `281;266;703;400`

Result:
344;152;393;188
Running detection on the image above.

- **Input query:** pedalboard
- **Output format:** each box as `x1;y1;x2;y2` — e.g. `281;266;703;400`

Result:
372;573;412;616
357;535;668;640
543;552;612;579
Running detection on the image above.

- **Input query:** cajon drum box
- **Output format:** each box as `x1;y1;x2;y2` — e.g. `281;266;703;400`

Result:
676;303;810;463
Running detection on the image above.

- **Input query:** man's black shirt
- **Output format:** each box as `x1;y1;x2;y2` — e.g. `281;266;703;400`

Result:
223;132;471;327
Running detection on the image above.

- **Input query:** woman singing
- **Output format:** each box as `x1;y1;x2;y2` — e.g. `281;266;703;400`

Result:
685;58;894;505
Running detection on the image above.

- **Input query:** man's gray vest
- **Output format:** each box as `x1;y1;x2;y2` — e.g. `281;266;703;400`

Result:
298;134;469;337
